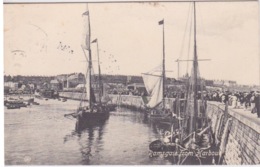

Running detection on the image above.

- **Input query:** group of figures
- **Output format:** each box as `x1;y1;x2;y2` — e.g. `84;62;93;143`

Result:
205;90;260;117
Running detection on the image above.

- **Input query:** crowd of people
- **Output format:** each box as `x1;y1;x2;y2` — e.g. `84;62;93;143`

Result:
107;88;146;96
107;85;260;118
202;90;260;118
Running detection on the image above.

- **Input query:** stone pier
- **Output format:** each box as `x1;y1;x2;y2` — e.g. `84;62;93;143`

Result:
207;102;260;165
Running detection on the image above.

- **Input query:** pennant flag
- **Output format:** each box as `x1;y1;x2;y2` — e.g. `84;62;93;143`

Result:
158;19;164;25
91;39;97;43
82;11;89;16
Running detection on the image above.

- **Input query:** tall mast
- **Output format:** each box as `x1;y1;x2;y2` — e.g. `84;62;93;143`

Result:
96;39;103;103
87;4;93;108
159;19;166;110
193;1;198;132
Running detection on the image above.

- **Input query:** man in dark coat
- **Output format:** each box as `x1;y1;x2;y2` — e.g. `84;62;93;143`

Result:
245;92;252;110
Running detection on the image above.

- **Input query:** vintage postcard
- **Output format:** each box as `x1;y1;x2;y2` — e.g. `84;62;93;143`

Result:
3;0;260;165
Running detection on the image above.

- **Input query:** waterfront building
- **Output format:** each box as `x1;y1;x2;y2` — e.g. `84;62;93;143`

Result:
50;79;61;91
4;82;19;90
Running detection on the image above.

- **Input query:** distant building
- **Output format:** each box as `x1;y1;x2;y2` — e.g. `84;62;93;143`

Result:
213;80;224;86
213;80;237;87
59;73;85;88
223;80;237;87
4;82;18;90
205;80;214;86
179;76;190;84
50;79;61;90
127;83;145;90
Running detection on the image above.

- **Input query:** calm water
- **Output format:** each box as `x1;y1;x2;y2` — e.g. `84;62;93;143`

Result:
5;98;172;165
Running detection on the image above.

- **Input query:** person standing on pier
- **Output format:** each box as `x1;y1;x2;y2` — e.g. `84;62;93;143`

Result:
244;92;252;110
250;92;256;113
231;93;238;109
255;92;260;118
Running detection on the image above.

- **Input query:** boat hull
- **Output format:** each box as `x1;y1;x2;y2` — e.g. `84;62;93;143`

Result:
106;104;117;112
5;100;27;109
76;111;109;131
149;139;177;152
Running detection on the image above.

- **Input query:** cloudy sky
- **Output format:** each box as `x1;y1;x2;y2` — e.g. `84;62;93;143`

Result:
4;1;259;85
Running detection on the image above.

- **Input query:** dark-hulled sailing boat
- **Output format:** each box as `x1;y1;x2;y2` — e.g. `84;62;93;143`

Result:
65;5;110;130
149;2;214;165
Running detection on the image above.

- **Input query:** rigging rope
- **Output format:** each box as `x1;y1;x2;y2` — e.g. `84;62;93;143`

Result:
186;2;194;75
178;3;192;61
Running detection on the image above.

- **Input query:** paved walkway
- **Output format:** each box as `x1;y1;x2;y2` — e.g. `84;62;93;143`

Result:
229;106;260;126
208;101;260;133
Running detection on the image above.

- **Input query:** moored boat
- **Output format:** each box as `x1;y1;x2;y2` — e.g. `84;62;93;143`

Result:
5;101;27;109
142;21;175;122
148;2;216;165
64;4;111;131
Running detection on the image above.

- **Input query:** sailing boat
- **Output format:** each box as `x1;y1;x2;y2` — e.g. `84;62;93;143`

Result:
65;5;110;130
149;2;214;164
91;38;116;112
142;19;174;122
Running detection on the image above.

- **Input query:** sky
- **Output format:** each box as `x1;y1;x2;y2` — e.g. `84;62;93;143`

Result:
3;1;260;85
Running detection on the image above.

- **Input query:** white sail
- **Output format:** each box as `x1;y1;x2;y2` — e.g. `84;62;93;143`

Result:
142;65;163;108
142;74;159;95
142;65;162;94
146;75;163;108
81;4;94;105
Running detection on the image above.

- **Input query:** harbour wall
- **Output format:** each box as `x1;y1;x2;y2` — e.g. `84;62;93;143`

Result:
59;92;175;110
207;103;260;165
59;92;84;101
59;92;260;165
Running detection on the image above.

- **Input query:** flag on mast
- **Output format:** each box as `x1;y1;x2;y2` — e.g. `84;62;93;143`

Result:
82;11;89;16
158;19;164;25
91;39;97;43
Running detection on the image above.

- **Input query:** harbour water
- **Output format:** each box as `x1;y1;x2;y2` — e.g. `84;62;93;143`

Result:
5;98;172;165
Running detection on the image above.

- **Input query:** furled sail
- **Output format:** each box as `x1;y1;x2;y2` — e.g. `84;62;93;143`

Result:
142;65;163;108
81;4;96;106
84;68;91;102
82;7;91;50
84;68;96;103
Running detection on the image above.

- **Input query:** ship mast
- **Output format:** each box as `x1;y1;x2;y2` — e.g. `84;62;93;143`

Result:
193;1;199;131
82;4;93;109
189;2;199;134
96;39;103;103
159;19;166;110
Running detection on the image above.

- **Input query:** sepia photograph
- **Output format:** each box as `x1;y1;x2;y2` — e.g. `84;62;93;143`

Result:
3;0;260;165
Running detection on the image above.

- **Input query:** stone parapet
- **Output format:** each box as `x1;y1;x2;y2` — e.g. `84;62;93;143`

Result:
207;102;260;165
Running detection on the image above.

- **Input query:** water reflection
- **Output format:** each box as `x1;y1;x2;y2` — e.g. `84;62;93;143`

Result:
110;108;147;124
68;109;172;165
7;98;218;165
76;122;106;165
